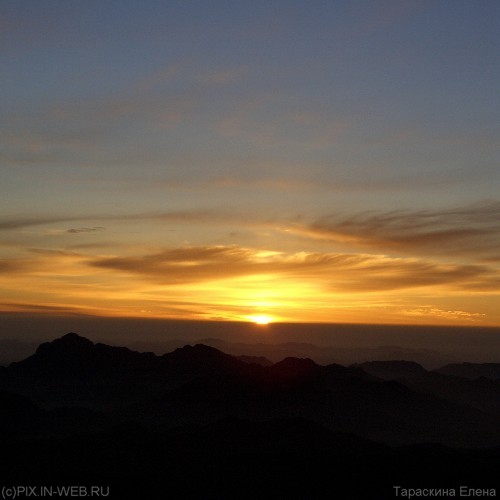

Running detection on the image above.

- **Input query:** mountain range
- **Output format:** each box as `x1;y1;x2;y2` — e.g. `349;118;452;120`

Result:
1;332;500;499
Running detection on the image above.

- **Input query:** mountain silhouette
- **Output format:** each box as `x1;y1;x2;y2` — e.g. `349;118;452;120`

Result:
3;333;500;447
5;333;165;409
193;337;456;367
161;343;248;377
8;332;158;379
2;332;500;498
350;360;500;417
3;415;500;499
353;360;427;380
236;354;273;366
435;362;500;380
0;390;46;436
399;371;500;416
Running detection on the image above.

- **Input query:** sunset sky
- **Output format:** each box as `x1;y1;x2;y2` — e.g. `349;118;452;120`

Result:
1;1;499;326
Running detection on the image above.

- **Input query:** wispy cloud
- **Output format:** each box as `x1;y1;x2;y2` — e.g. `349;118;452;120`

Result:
90;246;259;284
1;68;196;167
0;301;93;316
88;244;500;293
402;307;486;323
67;226;105;234
0;259;31;274
0;216;80;231
28;248;83;257
1;242;497;323
216;95;350;150
290;201;500;261
0;210;237;231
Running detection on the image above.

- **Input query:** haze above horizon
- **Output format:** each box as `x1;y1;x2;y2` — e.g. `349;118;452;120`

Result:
1;1;499;326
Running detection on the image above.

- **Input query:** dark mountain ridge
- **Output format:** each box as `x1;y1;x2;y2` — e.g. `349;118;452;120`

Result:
349;359;500;418
2;333;500;448
353;360;427;379
2;333;500;498
435;362;500;380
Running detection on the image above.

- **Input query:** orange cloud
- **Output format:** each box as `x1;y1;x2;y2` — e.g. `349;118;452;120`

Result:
402;307;486;322
87;245;500;293
0;243;498;324
0;259;32;274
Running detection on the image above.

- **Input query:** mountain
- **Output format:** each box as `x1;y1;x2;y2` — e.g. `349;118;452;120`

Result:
0;390;46;436
3;334;253;409
353;360;427;380
435;362;500;380
3;333;500;498
194;337;456;367
8;332;159;381
2;417;499;499
4;333;163;409
399;372;500;416
197;338;328;363
351;360;500;418
236;355;273;366
160;343;248;377
119;358;500;448
3;333;500;449
0;389;109;438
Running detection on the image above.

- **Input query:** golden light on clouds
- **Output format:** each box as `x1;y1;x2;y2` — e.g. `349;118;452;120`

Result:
0;224;499;325
1;2;499;329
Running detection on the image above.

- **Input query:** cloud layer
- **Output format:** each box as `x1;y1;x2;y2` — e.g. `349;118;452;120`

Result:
1;0;499;325
292;202;500;261
87;244;500;293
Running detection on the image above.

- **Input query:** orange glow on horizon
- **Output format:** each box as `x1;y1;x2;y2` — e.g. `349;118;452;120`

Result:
0;243;498;327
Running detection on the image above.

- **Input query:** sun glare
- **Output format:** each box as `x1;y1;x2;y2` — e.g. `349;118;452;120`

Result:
249;314;272;325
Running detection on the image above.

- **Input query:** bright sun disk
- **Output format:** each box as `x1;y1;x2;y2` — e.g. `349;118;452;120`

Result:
249;314;272;325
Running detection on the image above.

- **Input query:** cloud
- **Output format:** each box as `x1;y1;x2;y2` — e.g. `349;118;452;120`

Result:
3;204;500;297
402;307;486;322
216;95;350;150
0;301;92;316
291;201;500;261
88;244;500;293
28;248;82;257
0;259;31;274
67;226;104;234
0;210;235;232
0;216;77;231
0;68;197;167
90;246;259;284
1;241;498;323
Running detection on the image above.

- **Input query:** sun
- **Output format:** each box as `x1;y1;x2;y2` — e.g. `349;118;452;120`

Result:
249;314;273;325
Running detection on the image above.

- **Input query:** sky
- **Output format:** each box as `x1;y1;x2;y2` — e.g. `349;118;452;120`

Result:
1;0;499;326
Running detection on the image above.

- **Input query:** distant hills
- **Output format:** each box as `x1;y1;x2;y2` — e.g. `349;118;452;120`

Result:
195;337;458;368
3;332;498;369
354;360;428;379
2;333;500;498
435;362;500;380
